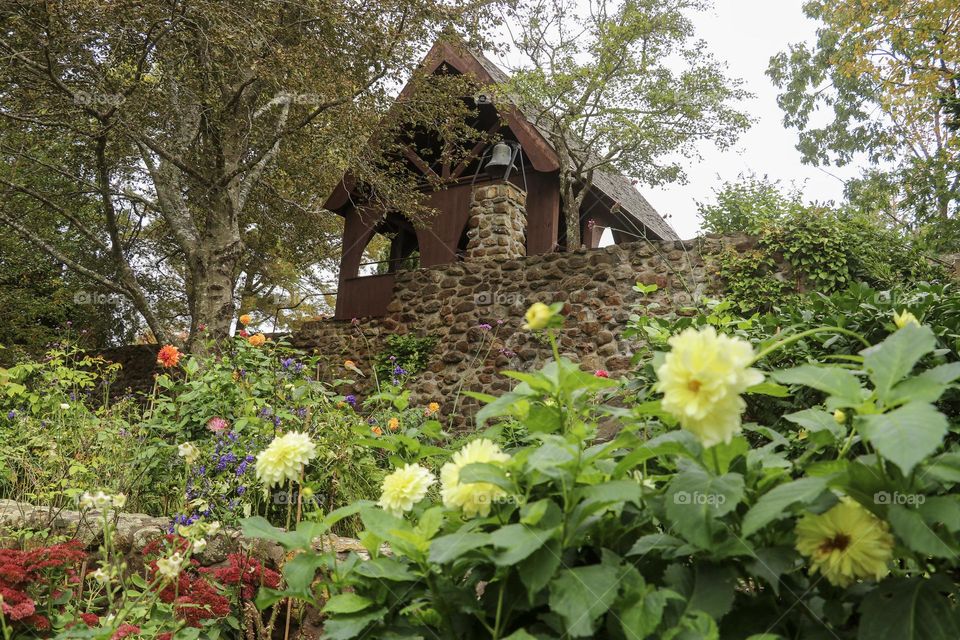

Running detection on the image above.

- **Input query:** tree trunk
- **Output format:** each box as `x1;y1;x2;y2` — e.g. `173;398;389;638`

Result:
188;227;244;351
564;194;581;250
559;169;581;250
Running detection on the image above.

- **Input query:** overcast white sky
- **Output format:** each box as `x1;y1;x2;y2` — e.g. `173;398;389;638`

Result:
623;0;864;239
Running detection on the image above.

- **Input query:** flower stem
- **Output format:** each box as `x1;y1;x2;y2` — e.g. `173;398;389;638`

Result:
752;326;870;365
710;447;722;476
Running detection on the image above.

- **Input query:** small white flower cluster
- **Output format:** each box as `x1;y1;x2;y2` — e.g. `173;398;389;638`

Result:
79;491;126;511
178;442;200;464
156;552;185;579
154;520;221;580
88;567;111;583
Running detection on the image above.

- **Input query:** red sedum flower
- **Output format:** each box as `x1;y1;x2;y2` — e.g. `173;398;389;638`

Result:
80;613;99;626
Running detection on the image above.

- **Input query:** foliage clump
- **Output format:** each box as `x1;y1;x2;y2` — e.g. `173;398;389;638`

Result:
699;176;942;312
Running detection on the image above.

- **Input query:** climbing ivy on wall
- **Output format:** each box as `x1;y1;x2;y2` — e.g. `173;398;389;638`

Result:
374;334;439;381
716;207;941;312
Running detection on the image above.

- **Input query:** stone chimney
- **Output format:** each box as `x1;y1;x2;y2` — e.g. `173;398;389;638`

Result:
464;183;527;261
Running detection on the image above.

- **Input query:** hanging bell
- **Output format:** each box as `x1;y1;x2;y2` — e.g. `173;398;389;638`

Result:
484;141;519;180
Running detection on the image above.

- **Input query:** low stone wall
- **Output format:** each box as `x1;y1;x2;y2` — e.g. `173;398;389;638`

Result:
292;234;776;428
95;344;163;400
0;499;367;570
88;235;783;428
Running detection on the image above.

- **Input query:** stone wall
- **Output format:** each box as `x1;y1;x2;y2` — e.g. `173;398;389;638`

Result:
291;234;774;428
0;499;367;569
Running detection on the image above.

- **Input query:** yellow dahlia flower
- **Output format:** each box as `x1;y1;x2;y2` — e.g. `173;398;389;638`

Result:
892;309;919;330
378;463;435;516
440;439;511;518
795;497;894;587
426;402;440;415
655;327;764;447
255;431;318;487
522;302;554;330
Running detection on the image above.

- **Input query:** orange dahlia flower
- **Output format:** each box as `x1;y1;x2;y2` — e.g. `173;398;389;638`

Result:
248;333;266;347
156;345;181;368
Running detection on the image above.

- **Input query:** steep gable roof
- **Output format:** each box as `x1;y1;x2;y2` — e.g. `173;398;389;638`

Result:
327;39;678;242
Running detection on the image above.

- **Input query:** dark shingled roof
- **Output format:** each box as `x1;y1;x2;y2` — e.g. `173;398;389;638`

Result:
472;50;679;241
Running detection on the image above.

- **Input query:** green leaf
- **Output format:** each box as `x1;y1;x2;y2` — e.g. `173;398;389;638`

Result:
887;505;955;558
353;557;417;582
746;547;797;596
323;593;374;614
475;389;533;426
414;506;444;540
240;516;323;551
785;409;843;437
322;501;375;531
742;477;829;536
921;361;960;384
428;532;491;564
519;539;562;600
613;431;700;475
549;564;620;637
861;324;936;403
688;563;737;620
283;552;326;596
527;441;576;478
665;466;744;549
500;370;558;393
323;607;387;640
859;403;948;475
254;587;288;610
919;497;960;533
458;462;513;492
524;404;564;433
858;577;960;640
577;479;643;508
745;381;791;397
361;507;411;542
620;588;675;640
772;365;863;403
489;524;553;566
924;452;960;484
887;374;952;406
627;534;688;558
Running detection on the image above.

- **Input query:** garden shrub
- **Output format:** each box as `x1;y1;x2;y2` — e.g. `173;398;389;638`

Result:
0;329;435;533
700;177;940;312
243;305;960;639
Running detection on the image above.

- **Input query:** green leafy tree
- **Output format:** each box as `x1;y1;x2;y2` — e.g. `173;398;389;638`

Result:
0;1;500;347
768;1;960;227
697;174;804;235
502;0;750;249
